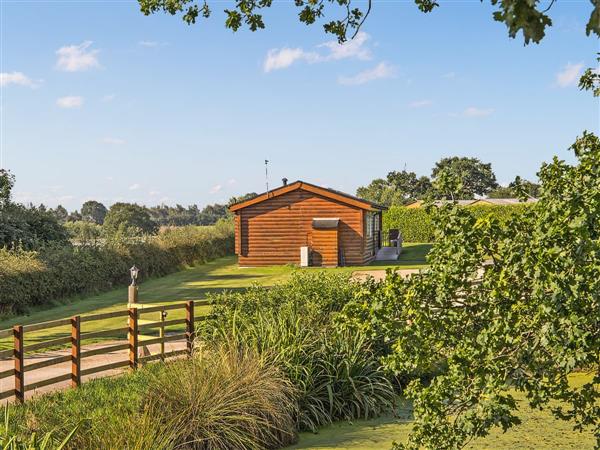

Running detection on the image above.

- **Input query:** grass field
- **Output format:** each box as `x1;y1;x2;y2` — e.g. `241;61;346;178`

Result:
291;372;596;449
0;243;431;349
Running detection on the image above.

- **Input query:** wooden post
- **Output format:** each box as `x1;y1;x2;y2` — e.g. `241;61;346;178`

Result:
14;325;24;404
128;285;138;304
128;308;138;370
71;316;81;388
159;310;166;360
185;301;194;357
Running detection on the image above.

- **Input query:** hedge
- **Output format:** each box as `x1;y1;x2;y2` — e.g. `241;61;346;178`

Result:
0;221;234;317
383;204;533;242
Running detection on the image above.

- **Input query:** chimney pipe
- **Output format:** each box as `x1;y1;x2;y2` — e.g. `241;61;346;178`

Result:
282;177;288;186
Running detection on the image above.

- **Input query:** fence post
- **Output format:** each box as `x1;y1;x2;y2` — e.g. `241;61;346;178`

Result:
128;308;138;370
71;316;81;388
159;310;166;361
185;301;194;357
14;325;24;404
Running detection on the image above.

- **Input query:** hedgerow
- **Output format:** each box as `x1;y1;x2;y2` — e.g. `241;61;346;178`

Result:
0;221;234;317
383;203;533;242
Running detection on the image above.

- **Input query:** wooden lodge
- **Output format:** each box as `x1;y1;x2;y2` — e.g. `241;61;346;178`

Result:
229;180;387;267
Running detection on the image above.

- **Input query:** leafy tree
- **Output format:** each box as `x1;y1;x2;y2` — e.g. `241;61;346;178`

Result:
137;0;599;45
0;169;15;208
341;132;600;449
103;203;158;235
228;192;258;207
487;177;541;199
357;170;433;207
579;53;600;97
50;205;69;223
67;210;82;222
81;200;108;225
486;185;514;198
432;157;498;199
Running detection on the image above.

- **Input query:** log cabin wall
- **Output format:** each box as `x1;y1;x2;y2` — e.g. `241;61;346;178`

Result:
236;189;365;266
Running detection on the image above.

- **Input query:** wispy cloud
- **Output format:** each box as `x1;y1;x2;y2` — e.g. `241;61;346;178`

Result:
227;178;237;185
263;32;372;73
129;183;140;191
1;71;41;88
318;32;371;61
555;62;584;87
138;40;166;48
442;71;456;79
56;41;100;72
462;106;494;117
264;48;320;72
102;94;116;102
210;184;223;194
56;96;84;108
102;137;125;145
409;99;433;108
338;62;395;86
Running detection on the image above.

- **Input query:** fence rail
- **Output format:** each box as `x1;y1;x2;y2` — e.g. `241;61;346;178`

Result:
0;300;210;403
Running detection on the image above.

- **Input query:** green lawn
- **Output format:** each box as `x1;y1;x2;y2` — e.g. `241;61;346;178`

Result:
291;373;596;450
0;243;430;349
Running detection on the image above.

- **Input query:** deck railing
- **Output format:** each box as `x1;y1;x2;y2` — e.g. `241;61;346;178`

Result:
0;300;209;403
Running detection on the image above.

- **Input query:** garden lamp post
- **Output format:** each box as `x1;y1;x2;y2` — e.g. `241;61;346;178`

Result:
129;265;139;304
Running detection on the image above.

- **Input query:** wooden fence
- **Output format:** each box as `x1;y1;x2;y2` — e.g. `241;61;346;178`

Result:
0;300;207;403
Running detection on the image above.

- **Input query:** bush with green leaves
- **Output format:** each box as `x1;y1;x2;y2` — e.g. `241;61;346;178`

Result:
340;132;600;449
383;203;533;242
202;271;396;432
0;222;234;316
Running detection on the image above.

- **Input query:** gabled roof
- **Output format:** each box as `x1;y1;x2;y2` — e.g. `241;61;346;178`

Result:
229;180;386;212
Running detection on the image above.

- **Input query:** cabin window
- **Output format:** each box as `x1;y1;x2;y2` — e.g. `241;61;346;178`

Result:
366;213;374;238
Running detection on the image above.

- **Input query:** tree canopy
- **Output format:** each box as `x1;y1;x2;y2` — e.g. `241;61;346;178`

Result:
81;200;108;225
432;157;499;199
341;132;600;449
137;0;600;45
103;202;159;236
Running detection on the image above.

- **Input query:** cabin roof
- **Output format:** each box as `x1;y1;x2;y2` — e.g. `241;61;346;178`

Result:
229;180;387;212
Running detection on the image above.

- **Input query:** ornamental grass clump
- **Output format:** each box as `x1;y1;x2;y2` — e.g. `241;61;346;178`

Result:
203;271;396;432
145;341;298;450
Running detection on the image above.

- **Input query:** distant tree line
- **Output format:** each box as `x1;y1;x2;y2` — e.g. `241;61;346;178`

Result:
0;168;257;249
357;156;540;207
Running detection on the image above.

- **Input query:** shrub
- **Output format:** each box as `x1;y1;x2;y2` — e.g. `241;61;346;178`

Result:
0;223;234;316
383;203;533;242
146;342;298;449
202;272;396;432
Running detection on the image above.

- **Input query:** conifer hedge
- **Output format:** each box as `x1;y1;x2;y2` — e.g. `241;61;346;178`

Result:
383;204;533;242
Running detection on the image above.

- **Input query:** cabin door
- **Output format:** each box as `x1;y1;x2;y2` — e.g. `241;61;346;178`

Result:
311;228;339;267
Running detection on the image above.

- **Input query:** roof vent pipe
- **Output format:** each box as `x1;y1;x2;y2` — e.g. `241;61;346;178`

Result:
282;177;288;186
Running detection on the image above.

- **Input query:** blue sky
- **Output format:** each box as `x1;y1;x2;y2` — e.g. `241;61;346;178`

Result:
1;0;598;210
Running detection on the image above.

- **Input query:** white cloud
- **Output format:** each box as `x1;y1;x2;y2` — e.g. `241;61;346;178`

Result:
129;183;140;190
409;99;433;108
319;31;371;61
210;184;223;194
442;71;456;79
102;137;125;145
139;40;166;48
56;41;100;72
462;106;494;117
227;178;237;185
56;96;84;108
102;94;116;102
555;62;584;87
263;32;372;72
338;62;396;86
1;71;40;88
263;48;320;72
149;190;160;196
